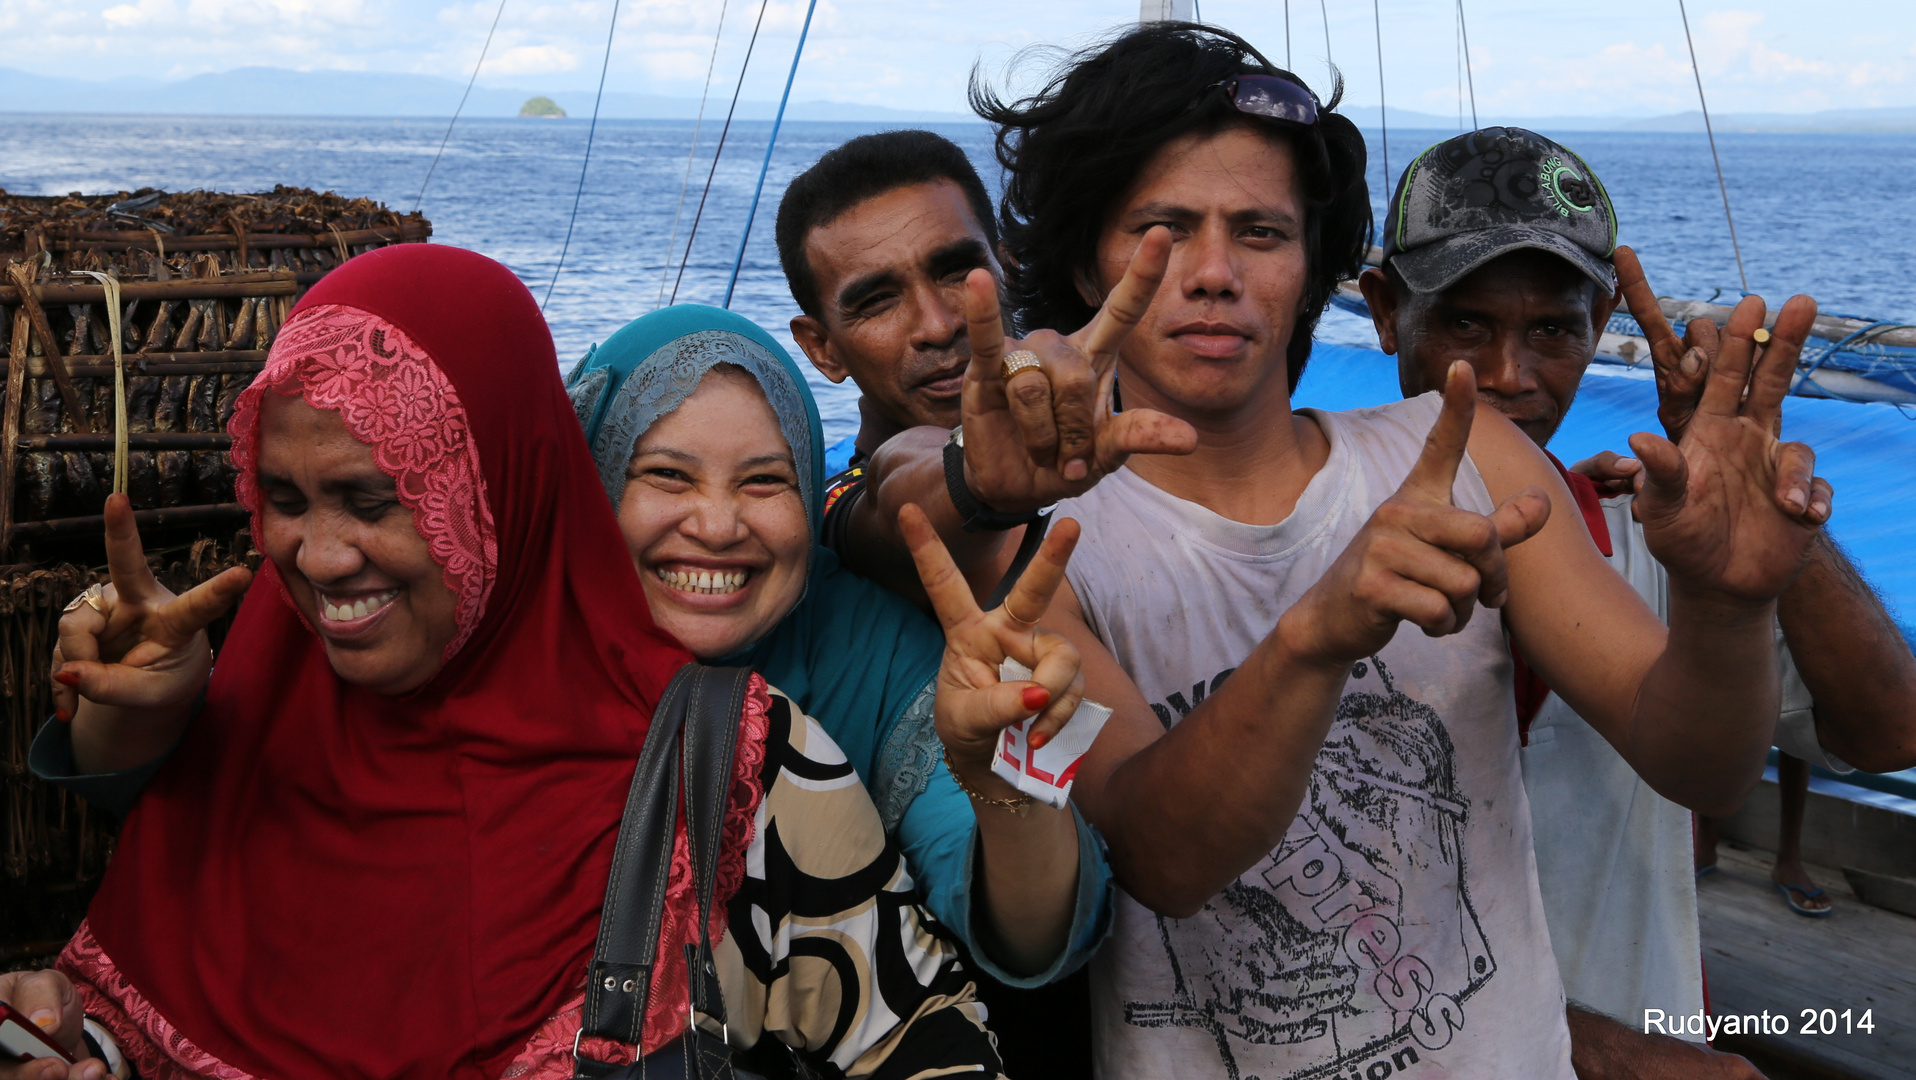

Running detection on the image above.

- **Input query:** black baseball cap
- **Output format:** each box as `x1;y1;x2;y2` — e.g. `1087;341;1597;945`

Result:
1381;127;1618;295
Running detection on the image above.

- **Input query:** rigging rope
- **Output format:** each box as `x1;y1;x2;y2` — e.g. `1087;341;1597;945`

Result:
415;0;509;213
1372;0;1389;191
670;0;771;307
656;0;732;309
541;0;622;311
723;0;820;309
1319;0;1333;68
1676;0;1750;294
1455;14;1464;131
1455;0;1478;130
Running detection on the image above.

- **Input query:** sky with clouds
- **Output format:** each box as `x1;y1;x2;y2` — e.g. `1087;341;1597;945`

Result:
2;0;1912;118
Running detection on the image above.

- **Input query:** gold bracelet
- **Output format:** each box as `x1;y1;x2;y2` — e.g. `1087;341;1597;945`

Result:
943;746;1034;811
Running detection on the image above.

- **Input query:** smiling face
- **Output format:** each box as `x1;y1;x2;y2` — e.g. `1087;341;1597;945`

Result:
618;366;811;660
255;393;461;694
1364;249;1617;447
790;179;1001;435
1089;123;1310;421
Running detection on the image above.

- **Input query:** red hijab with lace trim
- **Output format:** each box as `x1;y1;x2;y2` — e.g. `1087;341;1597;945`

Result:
63;244;762;1079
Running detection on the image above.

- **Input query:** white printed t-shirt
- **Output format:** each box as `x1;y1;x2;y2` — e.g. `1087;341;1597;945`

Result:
1057;394;1575;1080
1522;491;1840;1028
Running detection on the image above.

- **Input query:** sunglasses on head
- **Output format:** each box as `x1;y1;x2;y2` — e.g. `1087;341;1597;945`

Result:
1218;74;1320;126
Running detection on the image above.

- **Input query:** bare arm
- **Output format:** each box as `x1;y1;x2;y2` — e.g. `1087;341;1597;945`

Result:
1499;293;1830;816
1611;247;1916;774
1059;578;1351;917
1566;1005;1763;1080
840;426;1024;608
1067;365;1551;916
1778;534;1916;772
903;506;1090;973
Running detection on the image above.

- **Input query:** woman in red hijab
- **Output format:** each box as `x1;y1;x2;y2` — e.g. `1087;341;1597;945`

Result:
7;245;1073;1079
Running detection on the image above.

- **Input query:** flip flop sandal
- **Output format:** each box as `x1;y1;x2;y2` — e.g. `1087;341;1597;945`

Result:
1775;882;1834;918
1696;864;1718;879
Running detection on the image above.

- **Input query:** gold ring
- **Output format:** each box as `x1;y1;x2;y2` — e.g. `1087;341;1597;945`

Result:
1000;602;1041;628
64;582;105;615
1001;350;1044;381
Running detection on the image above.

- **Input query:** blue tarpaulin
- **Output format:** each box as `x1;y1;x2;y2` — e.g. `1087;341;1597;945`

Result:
1294;341;1916;647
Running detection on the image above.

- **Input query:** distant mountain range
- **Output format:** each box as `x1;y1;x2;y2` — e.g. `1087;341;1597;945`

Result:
0;66;971;124
1335;104;1916;135
3;67;1914;133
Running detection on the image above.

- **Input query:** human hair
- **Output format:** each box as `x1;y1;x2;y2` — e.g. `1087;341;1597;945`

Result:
775;129;1000;321
970;21;1372;390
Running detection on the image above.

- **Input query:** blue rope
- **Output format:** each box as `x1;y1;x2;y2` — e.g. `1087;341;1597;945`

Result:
542;0;621;311
670;0;770;307
415;0;509;214
722;0;818;310
1790;321;1900;398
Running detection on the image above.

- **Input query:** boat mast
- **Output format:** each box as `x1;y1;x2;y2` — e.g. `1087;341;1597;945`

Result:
1139;0;1194;21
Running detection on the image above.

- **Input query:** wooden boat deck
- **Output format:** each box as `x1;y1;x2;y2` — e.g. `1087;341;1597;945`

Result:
1701;843;1916;1080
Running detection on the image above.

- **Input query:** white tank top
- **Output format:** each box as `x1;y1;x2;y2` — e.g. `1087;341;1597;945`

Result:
1058;394;1574;1080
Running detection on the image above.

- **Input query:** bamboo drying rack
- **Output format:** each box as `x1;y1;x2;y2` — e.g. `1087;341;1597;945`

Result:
0;187;430;963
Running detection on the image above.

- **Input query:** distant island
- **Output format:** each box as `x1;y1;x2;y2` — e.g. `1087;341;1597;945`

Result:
0;66;1911;132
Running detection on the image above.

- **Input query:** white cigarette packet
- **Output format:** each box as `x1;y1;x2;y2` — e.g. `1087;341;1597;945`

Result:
989;659;1113;810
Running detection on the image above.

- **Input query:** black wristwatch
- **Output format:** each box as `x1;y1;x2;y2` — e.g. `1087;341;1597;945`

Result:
944;426;1047;532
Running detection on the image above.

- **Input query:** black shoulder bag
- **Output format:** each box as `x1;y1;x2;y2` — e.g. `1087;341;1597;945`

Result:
571;664;753;1080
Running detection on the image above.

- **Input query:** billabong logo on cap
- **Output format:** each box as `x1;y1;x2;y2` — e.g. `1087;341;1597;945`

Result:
1539;155;1595;218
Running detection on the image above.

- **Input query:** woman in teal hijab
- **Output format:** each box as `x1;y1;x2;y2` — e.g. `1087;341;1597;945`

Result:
567;304;1110;987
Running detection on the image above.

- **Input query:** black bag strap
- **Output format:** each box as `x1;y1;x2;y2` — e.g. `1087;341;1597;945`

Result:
574;664;752;1080
681;664;747;1041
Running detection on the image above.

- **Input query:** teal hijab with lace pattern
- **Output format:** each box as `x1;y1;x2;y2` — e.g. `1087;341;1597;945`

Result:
565;305;945;829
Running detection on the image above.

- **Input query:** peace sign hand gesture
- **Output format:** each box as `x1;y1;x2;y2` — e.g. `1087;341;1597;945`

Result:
1615;245;1720;442
901;503;1086;800
52;494;253;771
958;226;1198;515
1282;363;1554;667
1631;294;1831;602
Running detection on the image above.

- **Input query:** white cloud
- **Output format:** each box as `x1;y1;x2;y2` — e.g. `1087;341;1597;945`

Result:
485;43;578;74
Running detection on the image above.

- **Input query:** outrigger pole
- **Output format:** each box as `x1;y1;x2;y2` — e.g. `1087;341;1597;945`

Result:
723;0;821;310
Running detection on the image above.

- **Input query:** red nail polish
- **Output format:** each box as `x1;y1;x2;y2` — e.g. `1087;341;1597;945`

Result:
1021;686;1050;711
55;707;71;723
1029;731;1049;750
54;670;80;687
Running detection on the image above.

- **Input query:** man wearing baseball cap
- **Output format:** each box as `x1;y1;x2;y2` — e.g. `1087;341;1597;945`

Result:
1360;126;1916;1077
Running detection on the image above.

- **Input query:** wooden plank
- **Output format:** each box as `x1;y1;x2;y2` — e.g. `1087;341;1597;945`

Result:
6;503;245;543
17;434;231;451
28;219;429;252
1698;846;1916;1080
1720;774;1916;880
0;272;299;304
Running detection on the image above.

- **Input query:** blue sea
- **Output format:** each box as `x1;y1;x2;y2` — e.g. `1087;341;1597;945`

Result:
6;114;1916;680
5;115;1914;440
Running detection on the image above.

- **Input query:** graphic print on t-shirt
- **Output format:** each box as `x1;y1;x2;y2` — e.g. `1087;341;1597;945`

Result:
1125;657;1494;1079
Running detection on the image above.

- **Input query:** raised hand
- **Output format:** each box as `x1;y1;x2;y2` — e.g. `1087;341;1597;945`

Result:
901;503;1086;794
0;969;104;1080
1568;450;1638;498
957;226;1197;514
1631;294;1831;601
1282;363;1553;666
52;493;253;728
1616;245;1721;442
